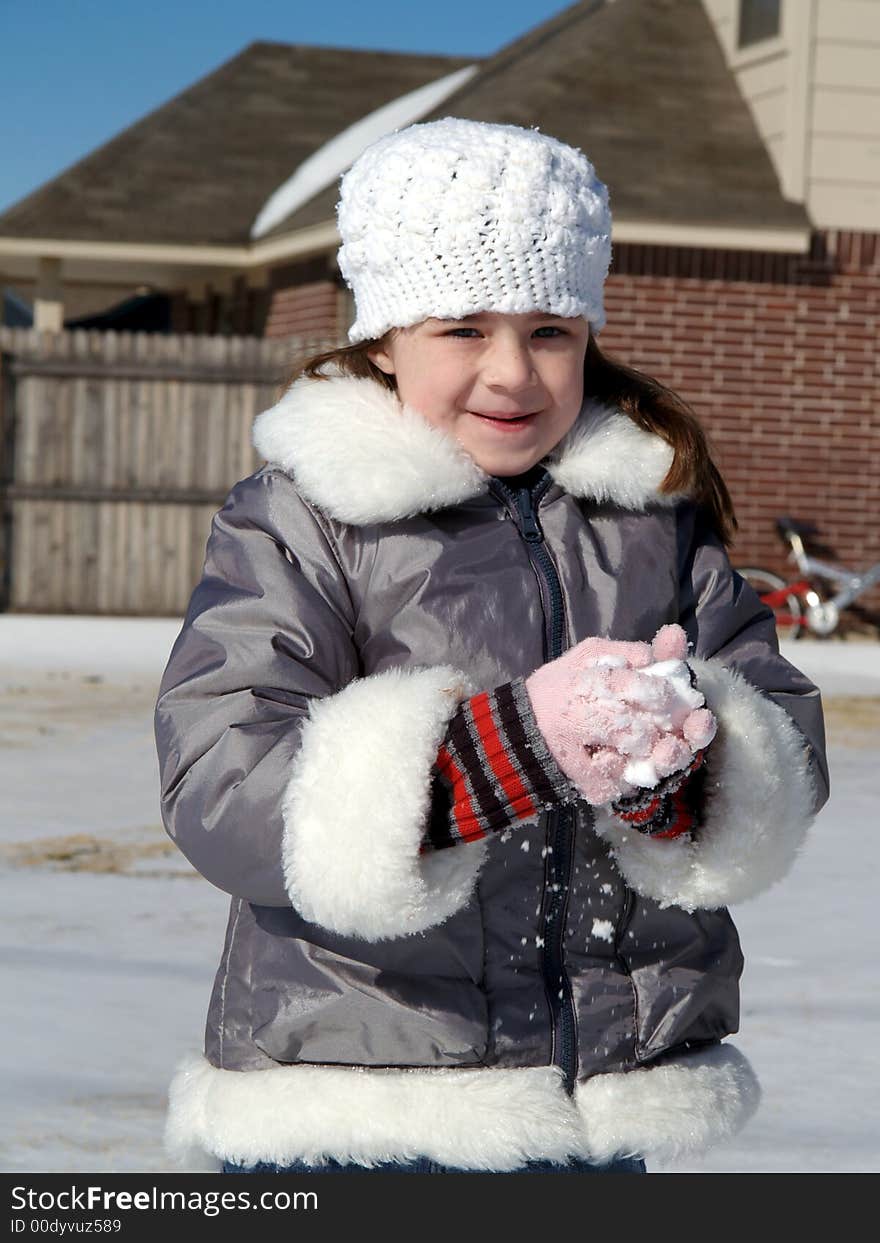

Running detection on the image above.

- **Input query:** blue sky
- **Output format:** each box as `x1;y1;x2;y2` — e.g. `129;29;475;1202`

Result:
0;0;573;215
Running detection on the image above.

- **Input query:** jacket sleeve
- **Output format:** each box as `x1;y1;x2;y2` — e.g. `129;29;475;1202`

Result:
592;499;829;912
154;469;487;938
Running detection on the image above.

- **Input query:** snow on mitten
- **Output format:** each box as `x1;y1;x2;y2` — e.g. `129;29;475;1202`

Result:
609;650;716;838
524;624;716;806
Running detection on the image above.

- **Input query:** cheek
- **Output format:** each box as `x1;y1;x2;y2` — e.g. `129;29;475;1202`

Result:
560;363;586;414
396;374;462;430
538;345;582;388
545;364;583;414
399;356;469;417
544;365;585;439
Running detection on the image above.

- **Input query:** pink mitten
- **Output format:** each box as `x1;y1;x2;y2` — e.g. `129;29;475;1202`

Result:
524;624;716;805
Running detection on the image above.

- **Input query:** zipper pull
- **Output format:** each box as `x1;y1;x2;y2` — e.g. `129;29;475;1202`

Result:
516;490;543;542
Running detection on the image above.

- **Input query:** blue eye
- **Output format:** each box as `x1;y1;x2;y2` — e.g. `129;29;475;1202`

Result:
444;326;565;338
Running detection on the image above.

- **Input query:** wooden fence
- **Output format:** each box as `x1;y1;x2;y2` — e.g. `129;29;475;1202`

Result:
0;327;341;615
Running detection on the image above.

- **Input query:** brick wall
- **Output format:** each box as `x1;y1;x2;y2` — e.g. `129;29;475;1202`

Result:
263;256;349;341
264;278;345;339
599;230;880;626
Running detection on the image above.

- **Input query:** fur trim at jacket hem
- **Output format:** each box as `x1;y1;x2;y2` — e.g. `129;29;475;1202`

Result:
592;655;819;911
163;1044;760;1172
281;663;487;940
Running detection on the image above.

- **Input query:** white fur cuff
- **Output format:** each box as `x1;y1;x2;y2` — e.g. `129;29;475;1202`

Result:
281;663;488;940
593;656;819;911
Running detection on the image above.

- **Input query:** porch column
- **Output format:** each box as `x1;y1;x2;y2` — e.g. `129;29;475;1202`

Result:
34;256;64;331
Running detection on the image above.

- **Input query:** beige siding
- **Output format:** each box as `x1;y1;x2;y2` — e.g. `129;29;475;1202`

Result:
810;135;880;184
702;0;880;229
816;0;880;45
808;182;880;230
808;0;880;228
814;87;880;137
736;53;789;100
814;41;880;92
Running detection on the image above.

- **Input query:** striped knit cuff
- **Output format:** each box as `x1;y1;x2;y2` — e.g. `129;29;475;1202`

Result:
421;676;578;851
610;748;709;839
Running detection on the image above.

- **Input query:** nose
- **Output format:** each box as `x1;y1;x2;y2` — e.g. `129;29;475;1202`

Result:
482;334;540;395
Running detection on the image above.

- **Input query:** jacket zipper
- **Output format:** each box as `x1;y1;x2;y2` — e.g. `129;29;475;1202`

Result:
489;473;578;1096
612;883;640;1061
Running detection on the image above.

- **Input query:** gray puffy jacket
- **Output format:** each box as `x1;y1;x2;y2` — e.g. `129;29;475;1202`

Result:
155;370;828;1171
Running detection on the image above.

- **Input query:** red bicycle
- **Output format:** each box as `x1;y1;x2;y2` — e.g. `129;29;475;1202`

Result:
737;517;880;640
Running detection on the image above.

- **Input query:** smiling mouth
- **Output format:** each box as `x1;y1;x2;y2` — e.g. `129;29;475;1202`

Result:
469;411;540;422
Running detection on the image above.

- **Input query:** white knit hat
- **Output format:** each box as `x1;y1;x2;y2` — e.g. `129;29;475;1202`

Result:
335;116;612;343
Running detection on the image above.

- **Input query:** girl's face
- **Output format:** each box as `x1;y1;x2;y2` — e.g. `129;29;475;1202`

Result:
367;311;590;477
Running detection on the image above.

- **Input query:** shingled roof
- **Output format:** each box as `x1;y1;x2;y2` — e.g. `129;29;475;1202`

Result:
0;0;808;255
266;0;809;237
0;41;476;246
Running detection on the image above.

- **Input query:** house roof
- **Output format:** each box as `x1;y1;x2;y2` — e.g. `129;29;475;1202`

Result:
0;0;809;259
267;0;810;237
0;41;476;247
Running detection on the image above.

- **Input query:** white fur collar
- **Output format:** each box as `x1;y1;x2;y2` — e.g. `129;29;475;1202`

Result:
252;371;682;526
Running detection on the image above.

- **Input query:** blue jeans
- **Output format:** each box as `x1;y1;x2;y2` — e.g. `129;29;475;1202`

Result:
222;1155;646;1174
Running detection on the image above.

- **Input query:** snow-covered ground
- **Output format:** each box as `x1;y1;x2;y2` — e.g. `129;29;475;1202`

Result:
1;615;877;1174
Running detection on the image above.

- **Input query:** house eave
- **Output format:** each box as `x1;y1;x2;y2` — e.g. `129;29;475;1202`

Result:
0;221;340;283
611;219;811;253
0;216;811;286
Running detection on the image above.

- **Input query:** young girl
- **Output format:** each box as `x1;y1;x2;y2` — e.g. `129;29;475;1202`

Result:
154;117;828;1174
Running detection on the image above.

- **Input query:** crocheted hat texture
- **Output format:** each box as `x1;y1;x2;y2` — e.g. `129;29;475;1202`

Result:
335;116;612;343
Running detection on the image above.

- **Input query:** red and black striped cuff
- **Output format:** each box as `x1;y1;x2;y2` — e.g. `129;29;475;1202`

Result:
421;676;578;851
610;748;709;839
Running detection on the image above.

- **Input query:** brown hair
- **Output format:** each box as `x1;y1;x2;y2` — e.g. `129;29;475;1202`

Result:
282;331;737;546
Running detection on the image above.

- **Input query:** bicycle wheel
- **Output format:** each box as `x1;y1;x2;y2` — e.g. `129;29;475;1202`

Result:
736;567;805;640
